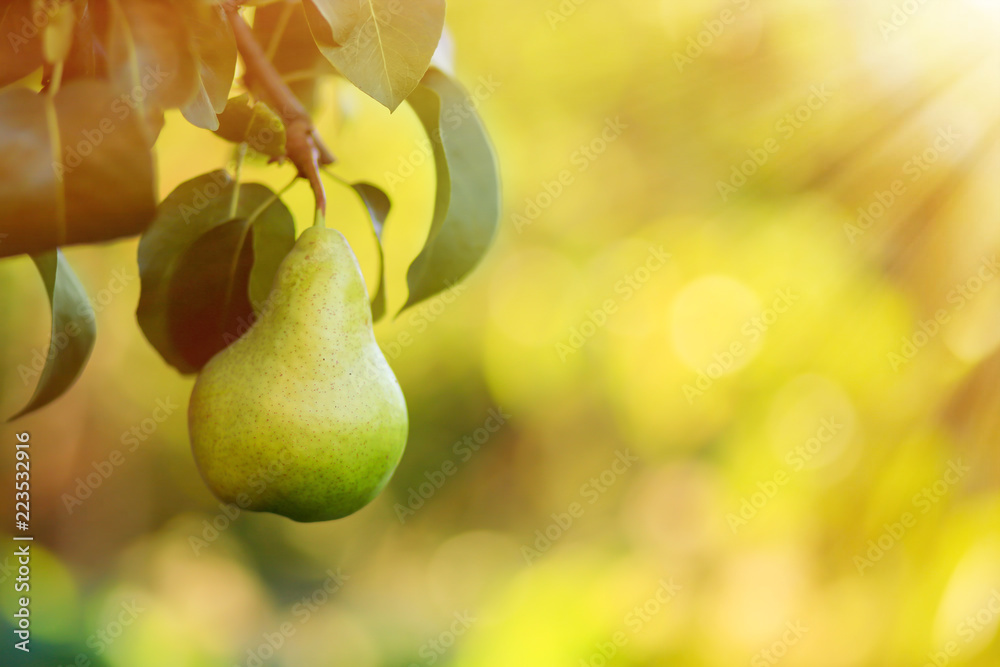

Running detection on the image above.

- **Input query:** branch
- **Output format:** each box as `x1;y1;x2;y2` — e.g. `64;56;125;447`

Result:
224;4;335;214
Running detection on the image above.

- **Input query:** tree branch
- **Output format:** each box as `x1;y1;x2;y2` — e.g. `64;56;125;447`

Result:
224;3;334;214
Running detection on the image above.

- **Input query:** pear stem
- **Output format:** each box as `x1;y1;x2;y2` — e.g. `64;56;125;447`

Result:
314;207;326;229
224;3;333;216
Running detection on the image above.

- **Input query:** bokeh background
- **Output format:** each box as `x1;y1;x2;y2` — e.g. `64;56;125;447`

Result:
3;0;1000;665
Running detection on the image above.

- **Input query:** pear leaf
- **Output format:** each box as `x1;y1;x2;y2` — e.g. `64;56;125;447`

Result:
250;1;334;112
401;68;500;313
165;220;256;370
104;0;200;109
9;251;96;421
137;172;294;373
63;2;99;82
0;0;44;86
180;3;237;131
42;2;76;65
247;194;297;310
350;182;391;321
0;81;156;259
303;0;444;111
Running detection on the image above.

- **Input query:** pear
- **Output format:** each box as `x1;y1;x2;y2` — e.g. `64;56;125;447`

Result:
188;226;408;522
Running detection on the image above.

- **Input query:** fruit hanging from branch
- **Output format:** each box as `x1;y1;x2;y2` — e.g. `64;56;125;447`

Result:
189;226;409;522
0;0;501;522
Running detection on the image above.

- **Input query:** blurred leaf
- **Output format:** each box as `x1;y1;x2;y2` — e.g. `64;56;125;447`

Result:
180;2;237;130
8;250;96;421
353;183;390;239
0;81;156;258
42;2;76;64
351;182;391;320
137;172;294;373
303;0;444;111
102;0;200;111
430;25;455;75
0;0;44;86
62;1;99;81
250;1;334;112
402;68;501;312
214;94;286;159
180;81;219;131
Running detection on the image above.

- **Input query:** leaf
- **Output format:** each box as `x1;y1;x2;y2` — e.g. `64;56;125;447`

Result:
136;172;295;373
430;25;454;75
8;250;96;421
180;82;218;131
303;0;445;111
0;80;156;259
0;0;45;86
102;0;200;112
62;1;100;82
247;195;296;310
214;94;287;160
42;1;76;65
250;1;334;112
180;2;237;130
401;68;501;312
350;182;391;320
165;220;255;370
353;183;390;238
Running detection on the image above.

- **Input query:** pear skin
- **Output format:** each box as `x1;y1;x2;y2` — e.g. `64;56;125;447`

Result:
188;226;408;522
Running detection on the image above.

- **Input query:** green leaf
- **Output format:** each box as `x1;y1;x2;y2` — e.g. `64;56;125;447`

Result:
103;0;200;112
0;80;156;259
180;2;237;131
136;172;294;373
303;0;445;111
164;220;255;370
401;68;500;312
246;191;297;310
214;94;286;160
350;182;391;321
8;251;96;421
0;0;44;86
251;1;334;112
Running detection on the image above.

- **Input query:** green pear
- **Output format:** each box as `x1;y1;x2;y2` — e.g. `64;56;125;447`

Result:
188;226;408;522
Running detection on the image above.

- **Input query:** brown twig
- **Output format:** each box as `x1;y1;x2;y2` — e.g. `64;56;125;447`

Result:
224;3;335;214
